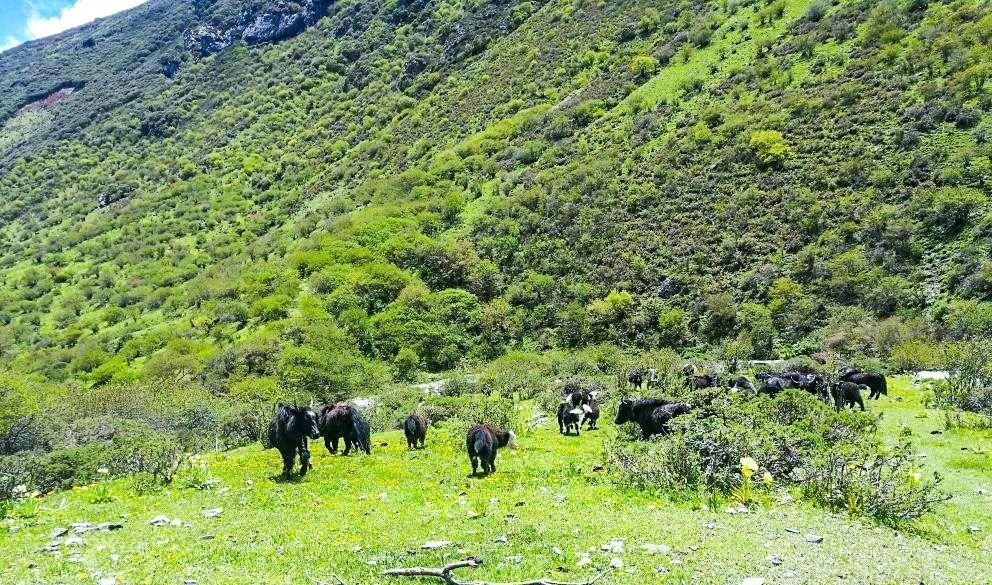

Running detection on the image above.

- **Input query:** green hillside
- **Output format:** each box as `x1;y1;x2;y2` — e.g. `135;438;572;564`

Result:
0;0;990;389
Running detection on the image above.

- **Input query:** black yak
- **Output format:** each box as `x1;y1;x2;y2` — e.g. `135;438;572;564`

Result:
466;424;517;476
757;376;790;397
582;395;601;430
404;413;427;450
627;368;646;389
557;402;584;435
840;371;887;399
318;403;371;455
727;376;756;394
266;404;320;479
686;373;720;389
832;381;866;411
615;398;689;439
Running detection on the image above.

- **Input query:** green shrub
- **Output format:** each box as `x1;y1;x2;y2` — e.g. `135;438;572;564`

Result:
748;130;790;167
803;444;948;525
393;347;420;381
630;54;659;78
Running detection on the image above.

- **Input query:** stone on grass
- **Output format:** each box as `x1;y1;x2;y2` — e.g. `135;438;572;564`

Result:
767;554;783;566
421;540;451;550
641;543;671;555
148;515;170;527
805;534;824;543
51;527;69;539
202;508;223;519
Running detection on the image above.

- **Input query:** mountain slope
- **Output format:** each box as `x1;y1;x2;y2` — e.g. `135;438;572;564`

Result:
0;0;990;393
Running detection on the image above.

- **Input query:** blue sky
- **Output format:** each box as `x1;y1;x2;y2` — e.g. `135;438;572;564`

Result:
1;0;148;52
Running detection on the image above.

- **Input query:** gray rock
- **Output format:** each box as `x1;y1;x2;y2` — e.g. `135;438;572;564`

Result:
50;527;69;539
805;534;824;543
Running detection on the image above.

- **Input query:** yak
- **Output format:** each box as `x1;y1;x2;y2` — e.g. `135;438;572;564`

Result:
832;381;867;411
840;370;887;400
266;404;320;479
318;403;371;455
403;413;427;450
557;402;584;435
615;398;690;439
466;424;518;476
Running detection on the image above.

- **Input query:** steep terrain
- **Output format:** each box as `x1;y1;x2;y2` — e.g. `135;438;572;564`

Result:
0;0;990;406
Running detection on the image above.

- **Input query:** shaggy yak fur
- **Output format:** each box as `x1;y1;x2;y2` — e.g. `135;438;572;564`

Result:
840;370;888;399
615;398;690;439
832;381;867;411
686;373;720;389
557;402;585;435
582;395;601;430
466;424;517;476
266;404;320;479
318;403;371;455
403;413;427;450
727;376;756;394
627;368;645;389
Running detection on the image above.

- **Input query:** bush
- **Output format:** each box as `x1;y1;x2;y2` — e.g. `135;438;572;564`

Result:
630;54;658;78
748;130;790;167
803;445;948;525
929;340;992;418
608;390;877;496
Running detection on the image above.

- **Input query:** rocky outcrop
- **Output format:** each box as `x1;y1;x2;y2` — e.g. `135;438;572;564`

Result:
183;0;331;58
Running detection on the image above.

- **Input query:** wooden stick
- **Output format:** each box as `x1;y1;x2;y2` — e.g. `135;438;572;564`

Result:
382;558;611;585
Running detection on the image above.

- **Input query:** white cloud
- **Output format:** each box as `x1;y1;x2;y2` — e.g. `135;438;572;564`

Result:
1;37;22;52
26;0;148;39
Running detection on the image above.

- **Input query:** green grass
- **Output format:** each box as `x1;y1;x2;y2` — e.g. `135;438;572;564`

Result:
3;378;992;584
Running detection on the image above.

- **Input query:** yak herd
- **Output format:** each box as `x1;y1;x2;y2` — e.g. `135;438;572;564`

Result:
266;365;887;478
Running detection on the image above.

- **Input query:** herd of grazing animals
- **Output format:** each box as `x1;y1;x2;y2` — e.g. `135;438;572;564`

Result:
265;365;888;478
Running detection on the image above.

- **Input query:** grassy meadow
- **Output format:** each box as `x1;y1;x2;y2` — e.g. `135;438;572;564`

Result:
2;377;990;585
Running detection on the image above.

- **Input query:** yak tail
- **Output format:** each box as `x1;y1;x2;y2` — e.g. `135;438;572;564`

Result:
352;410;372;454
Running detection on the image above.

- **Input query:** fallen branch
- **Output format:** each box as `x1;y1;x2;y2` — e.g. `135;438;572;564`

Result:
382;558;611;585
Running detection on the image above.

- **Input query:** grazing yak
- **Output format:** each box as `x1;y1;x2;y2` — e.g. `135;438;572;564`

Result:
582;394;601;430
686;373;720;390
266;404;320;479
727;376;756;394
403;413;427;450
557;402;585;435
466;424;518;476
318;403;372;455
839;369;887;400
615;398;691;439
627;367;646;389
832;381;867;411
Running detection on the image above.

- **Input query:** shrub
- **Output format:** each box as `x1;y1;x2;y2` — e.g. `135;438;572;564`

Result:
630;54;658;78
803;445;949;525
393;347;420;381
608;391;881;507
929;340;992;418
748;130;791;167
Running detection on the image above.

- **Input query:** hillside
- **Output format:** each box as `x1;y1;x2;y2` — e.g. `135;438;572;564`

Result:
0;0;990;393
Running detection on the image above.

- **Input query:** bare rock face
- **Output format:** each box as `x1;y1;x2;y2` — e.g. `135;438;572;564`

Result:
183;24;233;57
183;1;330;58
242;9;307;45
